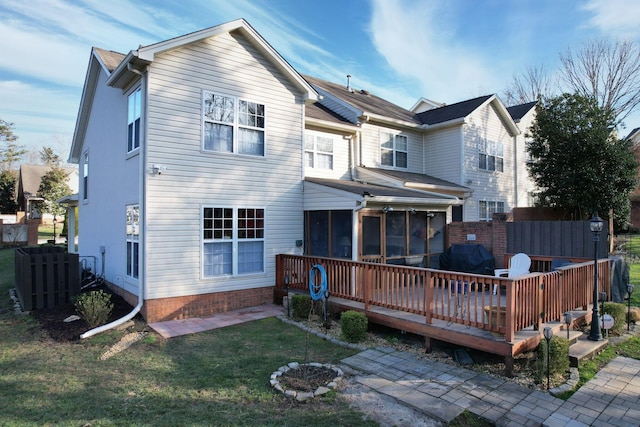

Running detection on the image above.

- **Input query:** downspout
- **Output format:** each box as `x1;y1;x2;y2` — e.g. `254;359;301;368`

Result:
81;64;147;339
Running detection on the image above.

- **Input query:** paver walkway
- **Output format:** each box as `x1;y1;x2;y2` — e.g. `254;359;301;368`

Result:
341;348;640;427
149;306;640;427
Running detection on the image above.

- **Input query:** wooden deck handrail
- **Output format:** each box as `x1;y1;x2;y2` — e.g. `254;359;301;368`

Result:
275;254;611;343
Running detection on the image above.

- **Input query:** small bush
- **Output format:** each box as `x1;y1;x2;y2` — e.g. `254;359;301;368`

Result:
536;335;570;384
291;294;312;320
74;290;114;328
340;310;368;343
602;302;626;335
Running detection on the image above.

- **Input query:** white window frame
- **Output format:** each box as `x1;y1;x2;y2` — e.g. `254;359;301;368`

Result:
202;91;266;156
126;204;140;279
304;132;334;170
202;206;265;278
380;131;408;168
478;139;504;172
82;151;88;201
479;200;505;221
127;88;142;153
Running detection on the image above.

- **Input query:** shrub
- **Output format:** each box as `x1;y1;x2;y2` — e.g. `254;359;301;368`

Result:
340;310;368;343
536;335;570;384
74;290;114;328
291;294;312;320
602;302;626;335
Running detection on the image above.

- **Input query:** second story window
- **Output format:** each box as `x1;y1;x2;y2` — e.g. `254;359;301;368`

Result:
203;92;265;156
479;200;504;221
127;88;141;153
305;133;334;169
380;131;407;168
82;152;88;201
479;140;503;172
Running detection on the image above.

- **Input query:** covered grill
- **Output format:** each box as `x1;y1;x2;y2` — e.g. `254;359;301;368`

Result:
439;244;495;275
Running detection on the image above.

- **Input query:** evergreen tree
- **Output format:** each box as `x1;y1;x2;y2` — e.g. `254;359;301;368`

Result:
527;93;637;227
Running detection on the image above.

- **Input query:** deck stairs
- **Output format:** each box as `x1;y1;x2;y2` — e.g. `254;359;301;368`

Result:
543;309;610;367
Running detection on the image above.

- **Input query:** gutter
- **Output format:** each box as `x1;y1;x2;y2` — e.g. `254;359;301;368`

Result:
81;65;148;339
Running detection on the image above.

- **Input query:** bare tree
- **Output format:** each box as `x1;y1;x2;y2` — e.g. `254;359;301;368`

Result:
503;64;556;106
560;38;640;124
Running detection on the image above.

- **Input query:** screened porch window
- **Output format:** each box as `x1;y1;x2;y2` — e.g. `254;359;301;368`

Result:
304;210;352;258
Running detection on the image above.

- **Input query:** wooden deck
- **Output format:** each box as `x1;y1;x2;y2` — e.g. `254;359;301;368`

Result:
275;254;610;375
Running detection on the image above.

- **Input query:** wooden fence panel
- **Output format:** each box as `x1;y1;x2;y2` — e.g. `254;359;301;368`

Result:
507;221;607;258
14;247;80;311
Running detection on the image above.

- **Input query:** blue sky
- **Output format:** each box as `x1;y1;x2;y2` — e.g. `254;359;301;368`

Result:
1;0;640;158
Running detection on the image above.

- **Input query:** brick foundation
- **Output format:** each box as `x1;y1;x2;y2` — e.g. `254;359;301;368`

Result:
142;287;274;322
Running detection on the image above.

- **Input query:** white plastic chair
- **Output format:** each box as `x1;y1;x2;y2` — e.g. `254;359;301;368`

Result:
493;253;531;295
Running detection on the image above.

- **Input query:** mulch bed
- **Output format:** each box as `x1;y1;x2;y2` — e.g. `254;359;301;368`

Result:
30;285;135;342
277;365;338;392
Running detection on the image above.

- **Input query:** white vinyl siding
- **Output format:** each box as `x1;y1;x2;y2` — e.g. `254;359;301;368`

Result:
359;124;423;173
143;31;304;298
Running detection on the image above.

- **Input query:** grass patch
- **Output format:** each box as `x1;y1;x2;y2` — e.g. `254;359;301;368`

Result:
0;248;377;426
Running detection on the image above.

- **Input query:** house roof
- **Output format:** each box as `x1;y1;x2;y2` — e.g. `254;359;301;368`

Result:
507;101;537;122
302;74;423;126
70;19;318;163
363;167;469;191
416;95;492;125
93;47;125;72
626;127;640;143
18;164;76;196
305;177;462;205
305;102;357;129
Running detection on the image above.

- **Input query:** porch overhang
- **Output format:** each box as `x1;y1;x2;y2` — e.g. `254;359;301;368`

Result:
304;177;463;211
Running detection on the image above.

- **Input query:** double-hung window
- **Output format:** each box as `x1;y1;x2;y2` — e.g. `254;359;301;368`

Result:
478;139;504;172
479;200;504;221
203;207;265;277
304;133;334;169
127;88;141;153
203;92;265;156
126;205;140;278
380;131;408;168
82;152;88;201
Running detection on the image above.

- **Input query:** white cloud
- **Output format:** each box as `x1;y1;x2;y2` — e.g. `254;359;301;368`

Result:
368;0;503;104
582;0;640;40
0;80;77;151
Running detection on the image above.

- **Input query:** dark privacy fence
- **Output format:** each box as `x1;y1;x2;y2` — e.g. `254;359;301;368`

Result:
506;221;608;259
14;246;80;311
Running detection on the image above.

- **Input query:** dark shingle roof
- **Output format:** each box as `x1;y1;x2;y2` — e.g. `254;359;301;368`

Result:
416;95;492;125
93;47;126;72
507;101;537;121
306;102;356;127
365;168;468;190
302;75;421;125
305;177;454;200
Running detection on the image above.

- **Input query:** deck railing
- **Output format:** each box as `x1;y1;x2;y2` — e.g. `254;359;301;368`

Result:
276;254;610;343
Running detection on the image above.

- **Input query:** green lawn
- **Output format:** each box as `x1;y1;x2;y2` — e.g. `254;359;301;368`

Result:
0;248;375;426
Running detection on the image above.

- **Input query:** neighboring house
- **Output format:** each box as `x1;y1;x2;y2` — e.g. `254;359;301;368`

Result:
16;164;78;221
68;19;537;323
506;101;537;207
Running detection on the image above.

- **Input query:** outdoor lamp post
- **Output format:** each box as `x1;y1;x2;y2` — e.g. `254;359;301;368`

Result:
563;311;572;340
627;284;635;332
588;212;604;341
543;327;553;390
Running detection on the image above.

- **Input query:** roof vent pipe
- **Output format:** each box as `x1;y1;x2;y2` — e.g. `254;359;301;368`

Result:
346;74;352;92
